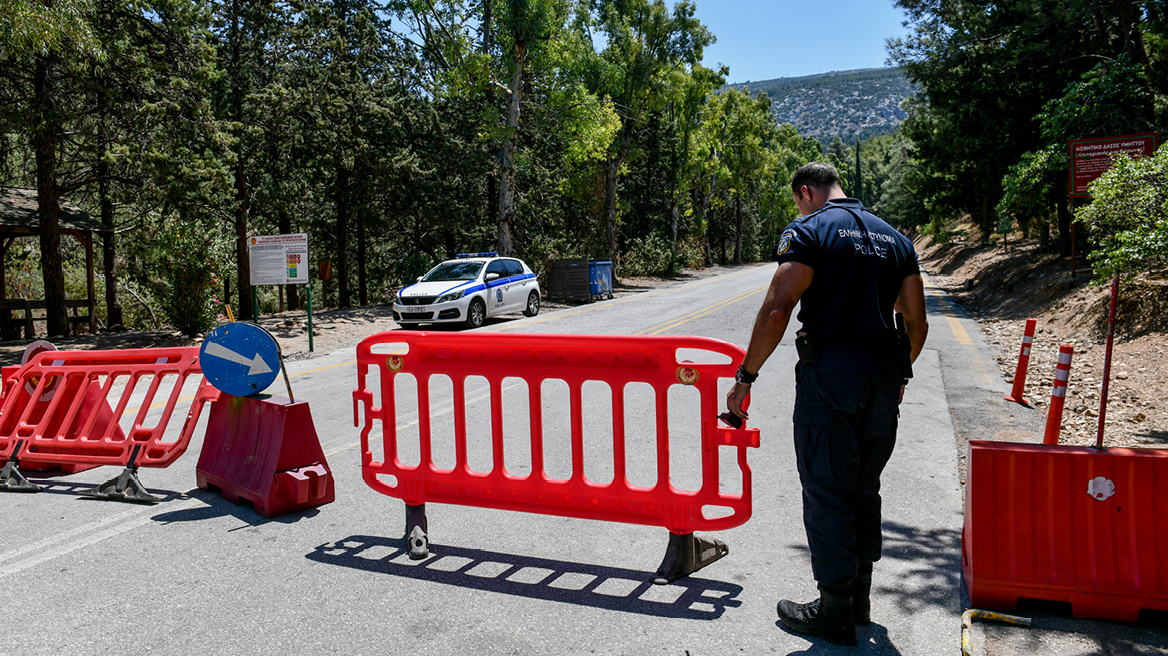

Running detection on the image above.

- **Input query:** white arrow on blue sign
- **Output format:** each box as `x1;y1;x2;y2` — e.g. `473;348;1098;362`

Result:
199;322;281;397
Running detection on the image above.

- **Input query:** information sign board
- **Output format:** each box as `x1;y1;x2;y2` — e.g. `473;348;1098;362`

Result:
199;322;280;397
1069;133;1159;197
249;233;309;285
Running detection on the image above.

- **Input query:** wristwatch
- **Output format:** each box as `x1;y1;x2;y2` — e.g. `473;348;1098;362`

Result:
735;364;758;384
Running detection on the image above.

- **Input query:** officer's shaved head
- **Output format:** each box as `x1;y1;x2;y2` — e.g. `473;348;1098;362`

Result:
791;162;842;194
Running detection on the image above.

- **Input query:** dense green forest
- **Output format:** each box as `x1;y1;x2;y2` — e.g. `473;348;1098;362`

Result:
1;0;1165;337
0;0;824;336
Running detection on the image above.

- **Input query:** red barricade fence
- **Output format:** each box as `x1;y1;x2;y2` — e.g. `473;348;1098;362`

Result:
963;440;1168;621
0;347;218;501
353;330;760;583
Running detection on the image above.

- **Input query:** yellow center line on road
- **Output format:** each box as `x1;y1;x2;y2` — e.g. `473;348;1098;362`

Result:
486;266;763;332
127;267;768;415
923;274;973;346
637;284;768;336
922;273;992;384
124;358;362;416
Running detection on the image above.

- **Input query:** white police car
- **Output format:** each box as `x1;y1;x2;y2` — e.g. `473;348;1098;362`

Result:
392;253;541;329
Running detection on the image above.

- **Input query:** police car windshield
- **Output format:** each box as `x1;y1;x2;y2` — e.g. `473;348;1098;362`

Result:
423;261;484;282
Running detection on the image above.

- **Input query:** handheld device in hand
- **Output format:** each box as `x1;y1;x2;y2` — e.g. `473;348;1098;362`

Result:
718;412;744;429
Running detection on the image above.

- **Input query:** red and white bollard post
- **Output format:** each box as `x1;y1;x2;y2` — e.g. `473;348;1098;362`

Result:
1004;318;1037;404
1042;345;1074;445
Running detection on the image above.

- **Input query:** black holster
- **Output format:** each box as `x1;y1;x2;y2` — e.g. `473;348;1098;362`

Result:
795;330;820;364
895;313;913;381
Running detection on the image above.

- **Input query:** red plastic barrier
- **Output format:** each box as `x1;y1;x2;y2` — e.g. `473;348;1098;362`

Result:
0;363;111;473
1042;345;1073;445
352;330;760;581
962;440;1168;621
1003;318;1036;404
196;394;335;518
0;347;218;499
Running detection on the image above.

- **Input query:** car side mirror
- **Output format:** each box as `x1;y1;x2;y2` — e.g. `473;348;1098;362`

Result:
416;276;423;282
485;273;500;282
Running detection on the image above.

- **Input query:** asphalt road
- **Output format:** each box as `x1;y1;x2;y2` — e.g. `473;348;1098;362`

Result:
1;264;1161;655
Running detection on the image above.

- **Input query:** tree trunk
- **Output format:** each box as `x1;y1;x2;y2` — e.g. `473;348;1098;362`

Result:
482;0;492;53
98;92;122;328
231;0;251;319
603;157;621;264
669;204;679;249
978;196;992;242
278;210;300;311
734;193;743;264
496;42;525;257
357;214;367;306
603;125;635;268
1057;195;1072;255
234;172;250;319
33;51;68;337
336;164;350;307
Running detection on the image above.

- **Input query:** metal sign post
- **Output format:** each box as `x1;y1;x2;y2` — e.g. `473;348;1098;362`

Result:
1096;272;1120;449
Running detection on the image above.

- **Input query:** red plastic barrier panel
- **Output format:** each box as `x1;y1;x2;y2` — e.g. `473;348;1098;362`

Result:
353;331;760;581
354;331;759;532
0;362;112;473
962;440;1168;621
0;347;218;499
0;347;215;468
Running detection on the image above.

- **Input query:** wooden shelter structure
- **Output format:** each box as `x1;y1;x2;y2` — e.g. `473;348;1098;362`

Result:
0;187;107;339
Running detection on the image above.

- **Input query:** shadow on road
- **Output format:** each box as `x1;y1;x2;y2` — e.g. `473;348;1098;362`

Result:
786;519;964;619
879;520;964;617
306;534;743;619
778;621;905;655
150;489;321;528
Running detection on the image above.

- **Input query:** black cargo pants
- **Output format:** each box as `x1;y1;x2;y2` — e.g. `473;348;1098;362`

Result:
792;345;902;589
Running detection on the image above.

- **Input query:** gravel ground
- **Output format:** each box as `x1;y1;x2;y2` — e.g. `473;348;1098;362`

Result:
918;234;1168;450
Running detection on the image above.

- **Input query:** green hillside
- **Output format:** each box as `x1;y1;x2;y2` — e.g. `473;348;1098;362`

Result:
730;68;915;145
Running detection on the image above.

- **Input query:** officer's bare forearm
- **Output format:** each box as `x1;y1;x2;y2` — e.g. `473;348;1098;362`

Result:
741;262;813;374
895;274;928;363
743;300;794;374
905;321;928;363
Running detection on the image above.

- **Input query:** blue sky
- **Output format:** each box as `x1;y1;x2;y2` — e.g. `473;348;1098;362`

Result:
690;0;912;83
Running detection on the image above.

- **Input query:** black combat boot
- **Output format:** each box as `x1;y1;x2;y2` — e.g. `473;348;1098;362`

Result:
853;561;873;625
776;583;857;646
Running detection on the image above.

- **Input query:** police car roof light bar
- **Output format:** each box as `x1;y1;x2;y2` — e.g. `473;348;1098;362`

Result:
456;252;499;259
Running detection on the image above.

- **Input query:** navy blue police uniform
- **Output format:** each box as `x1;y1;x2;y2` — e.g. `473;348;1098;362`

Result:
775;198;919;590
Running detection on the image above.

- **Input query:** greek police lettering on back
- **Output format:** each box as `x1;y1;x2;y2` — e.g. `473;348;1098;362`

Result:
838;228;895;258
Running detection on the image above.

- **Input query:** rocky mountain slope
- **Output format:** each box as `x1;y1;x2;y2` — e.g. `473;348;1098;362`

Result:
730;68;915;145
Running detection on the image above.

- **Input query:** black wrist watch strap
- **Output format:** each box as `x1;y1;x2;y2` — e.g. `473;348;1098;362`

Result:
735;364;758;384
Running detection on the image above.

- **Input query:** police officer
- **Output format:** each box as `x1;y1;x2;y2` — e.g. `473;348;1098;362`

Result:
726;162;928;646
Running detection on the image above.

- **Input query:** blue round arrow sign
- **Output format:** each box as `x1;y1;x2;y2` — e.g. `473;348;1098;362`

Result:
199;322;280;397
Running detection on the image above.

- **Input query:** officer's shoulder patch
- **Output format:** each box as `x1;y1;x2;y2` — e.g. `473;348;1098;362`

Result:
777;229;794;256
